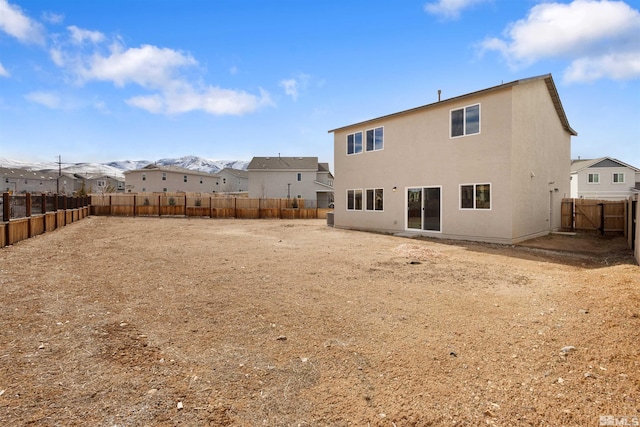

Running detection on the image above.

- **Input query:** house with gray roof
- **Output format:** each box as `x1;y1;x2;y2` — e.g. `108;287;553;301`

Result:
247;156;334;208
570;157;640;200
1;167;75;195
329;74;576;244
124;164;247;193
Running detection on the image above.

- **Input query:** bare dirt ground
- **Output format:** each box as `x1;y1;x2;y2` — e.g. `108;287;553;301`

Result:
0;216;638;426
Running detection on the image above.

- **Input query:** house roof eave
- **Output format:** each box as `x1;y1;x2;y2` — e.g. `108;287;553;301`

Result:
328;74;577;137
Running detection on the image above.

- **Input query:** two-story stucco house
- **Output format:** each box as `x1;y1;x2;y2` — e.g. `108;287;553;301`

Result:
247;156;334;208
328;74;577;244
124;164;248;193
570;157;640;201
1;167;62;194
74;173;125;193
214;168;248;193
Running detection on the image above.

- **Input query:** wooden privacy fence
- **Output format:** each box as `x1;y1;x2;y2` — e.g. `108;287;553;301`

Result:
0;192;90;248
561;198;627;235
90;192;333;220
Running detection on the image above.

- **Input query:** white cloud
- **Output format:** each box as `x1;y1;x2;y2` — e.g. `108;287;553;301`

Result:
67;25;105;45
42;11;64;25
0;0;45;45
127;84;272;116
35;20;271;116
0;62;9;77
279;73;311;101
25;91;61;109
479;0;640;82
78;43;197;88
564;51;640;81
424;0;490;19
280;78;299;100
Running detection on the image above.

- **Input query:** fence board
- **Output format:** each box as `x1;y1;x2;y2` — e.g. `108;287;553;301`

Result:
29;215;45;237
7;218;29;245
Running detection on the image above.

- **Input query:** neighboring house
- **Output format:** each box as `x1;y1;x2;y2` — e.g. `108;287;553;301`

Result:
74;173;125;193
328;74;576;244
213;168;248;193
247;156;334;208
1;167;74;195
124;164;246;193
570;157;640;200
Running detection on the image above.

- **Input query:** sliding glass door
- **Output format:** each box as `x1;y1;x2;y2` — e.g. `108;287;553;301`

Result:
407;187;441;232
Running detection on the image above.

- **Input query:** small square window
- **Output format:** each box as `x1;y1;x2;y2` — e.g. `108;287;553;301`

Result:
588;173;599;184
366;127;384;151
451;104;480;137
347;132;363;155
347;189;363;210
460;183;490;210
366;188;384;211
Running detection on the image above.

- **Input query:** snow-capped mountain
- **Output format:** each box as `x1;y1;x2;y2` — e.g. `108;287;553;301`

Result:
0;156;249;179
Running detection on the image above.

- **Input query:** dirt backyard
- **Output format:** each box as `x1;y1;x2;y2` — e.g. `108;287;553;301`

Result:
0;217;638;426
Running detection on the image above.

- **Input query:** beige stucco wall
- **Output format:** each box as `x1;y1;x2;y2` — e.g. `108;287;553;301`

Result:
125;170;218;193
332;79;573;244
248;170;319;200
510;80;571;241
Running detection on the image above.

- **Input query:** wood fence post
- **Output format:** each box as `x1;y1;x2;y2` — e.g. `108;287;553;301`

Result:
41;193;46;215
158;195;162;217
26;193;32;218
2;192;9;222
184;194;187;217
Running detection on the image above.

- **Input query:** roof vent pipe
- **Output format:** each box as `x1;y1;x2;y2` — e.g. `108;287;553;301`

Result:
438;90;441;102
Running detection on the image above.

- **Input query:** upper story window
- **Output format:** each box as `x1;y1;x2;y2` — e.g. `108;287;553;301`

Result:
142;174;146;181
117;182;124;189
200;178;203;184
297;173;302;182
162;173;167;181
366;127;384;151
451;104;480;138
460;183;491;210
587;173;599;184
184;175;188;182
612;173;625;183
97;180;105;187
347;132;363;155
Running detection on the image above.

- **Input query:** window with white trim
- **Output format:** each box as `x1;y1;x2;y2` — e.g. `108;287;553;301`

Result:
347;189;363;210
460;183;491;210
297;173;302;181
451;104;480;138
162;173;167;181
587;173;599;184
612;173;624;183
366;127;384;151
366;188;384;211
184;175;188;182
347;132;363;155
142;174;146;181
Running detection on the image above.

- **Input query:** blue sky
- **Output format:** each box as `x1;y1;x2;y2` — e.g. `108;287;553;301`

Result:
1;0;639;170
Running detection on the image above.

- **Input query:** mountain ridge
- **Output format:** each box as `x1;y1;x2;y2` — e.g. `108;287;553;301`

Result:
0;156;250;179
